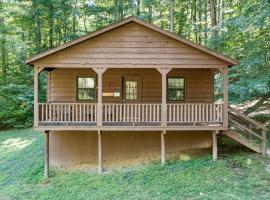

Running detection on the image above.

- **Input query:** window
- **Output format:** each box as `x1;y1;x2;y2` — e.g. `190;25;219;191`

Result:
167;77;185;101
77;77;95;101
125;80;138;100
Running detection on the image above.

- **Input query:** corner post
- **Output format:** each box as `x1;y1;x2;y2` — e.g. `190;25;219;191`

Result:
44;130;49;178
98;130;103;174
93;68;107;128
157;68;171;128
212;131;218;161
161;131;166;165
34;66;44;127
262;130;267;156
34;67;39;127
222;68;228;128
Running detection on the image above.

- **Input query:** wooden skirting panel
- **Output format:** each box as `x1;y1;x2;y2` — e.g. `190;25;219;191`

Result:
49;131;212;168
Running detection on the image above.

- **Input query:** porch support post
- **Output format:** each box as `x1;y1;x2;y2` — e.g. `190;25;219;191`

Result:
34;66;45;127
212;131;218;161
262;129;267;156
44;130;49;178
34;67;38;127
98;130;103;174
220;68;228;129
157;68;171;128
93;68;107;127
161;131;166;165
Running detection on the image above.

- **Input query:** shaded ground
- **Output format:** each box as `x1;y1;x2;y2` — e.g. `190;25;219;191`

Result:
1;129;270;200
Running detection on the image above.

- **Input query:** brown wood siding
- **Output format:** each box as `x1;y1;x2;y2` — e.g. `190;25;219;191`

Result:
48;68;213;103
49;131;212;168
35;22;228;69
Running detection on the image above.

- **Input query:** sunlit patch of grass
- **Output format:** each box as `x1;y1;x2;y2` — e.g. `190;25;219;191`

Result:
0;137;35;154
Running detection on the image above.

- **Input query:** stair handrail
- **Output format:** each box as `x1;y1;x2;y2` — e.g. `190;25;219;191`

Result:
228;106;267;131
228;105;268;155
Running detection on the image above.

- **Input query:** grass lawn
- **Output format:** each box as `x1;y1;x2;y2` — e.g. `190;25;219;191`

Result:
1;129;270;200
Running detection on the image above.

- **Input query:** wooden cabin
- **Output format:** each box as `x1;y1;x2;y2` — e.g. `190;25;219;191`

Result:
25;16;268;177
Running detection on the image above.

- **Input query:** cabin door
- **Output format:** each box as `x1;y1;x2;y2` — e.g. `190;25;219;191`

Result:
122;76;142;103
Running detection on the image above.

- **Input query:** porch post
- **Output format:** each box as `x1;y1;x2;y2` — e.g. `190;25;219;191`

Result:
212;131;218;161
161;131;166;165
34;66;44;127
98;130;103;174
34;67;39;127
93;68;107;127
157;68;171;128
44;130;49;178
222;68;228;128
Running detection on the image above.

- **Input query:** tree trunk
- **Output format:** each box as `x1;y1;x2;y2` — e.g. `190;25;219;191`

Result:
170;0;174;32
204;0;208;44
208;0;217;49
83;14;88;34
136;0;140;16
148;6;152;23
72;2;77;35
0;18;7;85
32;0;42;50
220;0;224;27
198;0;202;44
229;0;233;19
193;0;197;43
48;1;54;48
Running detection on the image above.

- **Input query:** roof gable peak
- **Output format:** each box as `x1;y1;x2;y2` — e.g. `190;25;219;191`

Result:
25;16;238;66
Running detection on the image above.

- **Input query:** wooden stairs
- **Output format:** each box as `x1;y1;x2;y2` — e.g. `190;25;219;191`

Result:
225;106;268;155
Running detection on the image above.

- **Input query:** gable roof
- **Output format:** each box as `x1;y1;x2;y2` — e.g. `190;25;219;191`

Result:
25;16;238;66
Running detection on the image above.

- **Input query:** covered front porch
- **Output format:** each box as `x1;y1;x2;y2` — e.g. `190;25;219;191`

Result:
34;67;228;131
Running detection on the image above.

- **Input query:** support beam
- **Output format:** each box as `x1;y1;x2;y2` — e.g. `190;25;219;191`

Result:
93;68;107;127
219;68;228;129
262;130;267;156
34;67;39;127
161;131;166;165
212;131;218;161
98;130;103;174
34;66;45;127
157;68;171;127
44;130;49;178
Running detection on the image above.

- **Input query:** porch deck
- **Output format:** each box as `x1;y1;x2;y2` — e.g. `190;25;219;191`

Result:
37;102;225;130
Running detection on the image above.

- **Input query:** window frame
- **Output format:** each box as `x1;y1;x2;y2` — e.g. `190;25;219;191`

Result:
125;80;138;101
76;76;96;102
166;77;186;102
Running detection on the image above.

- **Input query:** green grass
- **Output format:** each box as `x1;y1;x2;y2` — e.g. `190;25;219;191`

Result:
1;129;270;200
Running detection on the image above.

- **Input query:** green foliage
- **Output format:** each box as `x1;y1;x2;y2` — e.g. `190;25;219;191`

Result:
0;84;33;128
215;0;270;102
1;129;270;199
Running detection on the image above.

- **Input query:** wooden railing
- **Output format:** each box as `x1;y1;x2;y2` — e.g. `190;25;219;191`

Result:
228;106;268;155
39;103;97;124
38;103;224;127
103;104;161;124
167;103;224;124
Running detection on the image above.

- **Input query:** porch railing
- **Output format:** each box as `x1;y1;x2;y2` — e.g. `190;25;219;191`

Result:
39;103;97;124
103;104;161;125
167;103;224;124
38;103;224;127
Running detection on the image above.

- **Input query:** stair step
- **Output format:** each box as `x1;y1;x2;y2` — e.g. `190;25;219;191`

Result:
225;131;262;153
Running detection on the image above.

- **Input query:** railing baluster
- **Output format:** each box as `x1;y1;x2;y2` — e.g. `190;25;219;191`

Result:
217;105;219;122
41;104;44;122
